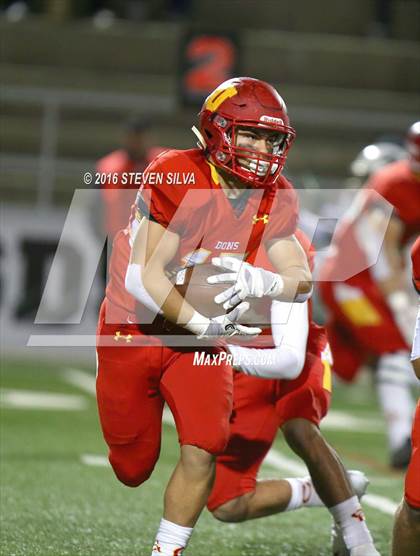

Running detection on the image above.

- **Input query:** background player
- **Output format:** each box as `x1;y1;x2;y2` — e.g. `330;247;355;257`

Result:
95;115;163;242
207;232;380;556
97;77;313;556
391;235;420;555
319;121;420;468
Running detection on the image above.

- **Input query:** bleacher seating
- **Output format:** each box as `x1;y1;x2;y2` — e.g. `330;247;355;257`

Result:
1;16;419;204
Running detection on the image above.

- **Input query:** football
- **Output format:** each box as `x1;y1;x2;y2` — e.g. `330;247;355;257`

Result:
168;263;271;327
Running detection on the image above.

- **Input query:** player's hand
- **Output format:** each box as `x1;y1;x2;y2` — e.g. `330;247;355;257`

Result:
198;302;262;339
208;256;284;310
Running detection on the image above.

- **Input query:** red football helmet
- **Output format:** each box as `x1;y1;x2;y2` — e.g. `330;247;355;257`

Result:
407;121;420;173
198;77;296;188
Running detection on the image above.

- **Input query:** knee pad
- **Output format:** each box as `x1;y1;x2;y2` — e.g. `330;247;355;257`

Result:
109;442;160;488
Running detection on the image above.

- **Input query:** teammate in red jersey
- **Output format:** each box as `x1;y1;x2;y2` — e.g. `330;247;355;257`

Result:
96;116;164;241
319;121;420;468
392;235;420;556
97;77;312;556
206;232;380;556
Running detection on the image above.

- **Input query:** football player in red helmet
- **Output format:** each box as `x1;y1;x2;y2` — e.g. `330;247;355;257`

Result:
319;121;420;469
392;236;420;556
196;77;296;189
97;76;312;556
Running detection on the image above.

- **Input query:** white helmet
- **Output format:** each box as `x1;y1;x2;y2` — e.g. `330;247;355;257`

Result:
350;142;406;180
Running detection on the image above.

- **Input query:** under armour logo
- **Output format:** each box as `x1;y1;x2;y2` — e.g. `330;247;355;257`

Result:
252;214;269;225
225;323;235;332
114;331;133;343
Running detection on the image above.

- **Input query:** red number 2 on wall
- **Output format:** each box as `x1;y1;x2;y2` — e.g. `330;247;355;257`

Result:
184;35;236;97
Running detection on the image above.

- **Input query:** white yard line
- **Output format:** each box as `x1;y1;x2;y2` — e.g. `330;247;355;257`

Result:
263;449;307;475
71;368;397;516
62;368;96;395
363;494;399;515
163;406;175;426
81;454;109;467
0;388;87;410
322;410;384;433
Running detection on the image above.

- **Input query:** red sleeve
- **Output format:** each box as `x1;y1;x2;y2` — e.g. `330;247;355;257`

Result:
136;150;192;235
365;162;401;198
365;163;405;219
412;236;420;293
96;151;134;237
266;179;298;240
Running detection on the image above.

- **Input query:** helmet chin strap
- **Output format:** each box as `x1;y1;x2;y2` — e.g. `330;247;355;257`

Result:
191;126;207;150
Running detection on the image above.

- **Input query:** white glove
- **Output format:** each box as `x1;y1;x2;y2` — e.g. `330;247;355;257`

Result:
185;302;262;339
207;256;284;310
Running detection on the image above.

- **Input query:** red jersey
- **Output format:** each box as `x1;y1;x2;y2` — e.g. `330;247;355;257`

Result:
105;147;298;324
97;147;164;238
134;148;298;267
322;159;420;283
367;160;420;245
412;235;420;293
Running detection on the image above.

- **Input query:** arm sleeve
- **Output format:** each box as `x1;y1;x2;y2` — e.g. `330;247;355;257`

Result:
125;263;163;315
227;300;309;379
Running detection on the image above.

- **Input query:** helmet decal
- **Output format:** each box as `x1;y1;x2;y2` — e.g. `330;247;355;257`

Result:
198;77;296;188
204;85;238;112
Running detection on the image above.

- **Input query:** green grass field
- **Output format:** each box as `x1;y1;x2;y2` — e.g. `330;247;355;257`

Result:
0;359;409;555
